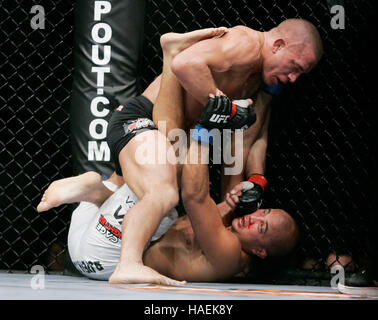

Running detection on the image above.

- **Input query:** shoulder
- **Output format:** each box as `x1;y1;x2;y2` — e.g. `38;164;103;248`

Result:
228;25;252;35
172;227;243;281
221;26;262;59
207;228;243;278
226;25;259;43
174;243;243;282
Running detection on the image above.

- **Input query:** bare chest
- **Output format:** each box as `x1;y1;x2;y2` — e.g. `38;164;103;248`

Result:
215;71;261;99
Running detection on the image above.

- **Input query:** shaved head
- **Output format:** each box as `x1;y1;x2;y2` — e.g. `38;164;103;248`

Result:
262;18;323;85
274;18;323;61
265;209;300;257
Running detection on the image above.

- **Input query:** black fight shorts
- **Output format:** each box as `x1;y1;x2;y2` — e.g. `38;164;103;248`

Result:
107;95;157;176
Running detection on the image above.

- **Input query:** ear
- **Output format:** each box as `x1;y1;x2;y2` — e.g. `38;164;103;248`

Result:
272;39;286;53
250;248;267;259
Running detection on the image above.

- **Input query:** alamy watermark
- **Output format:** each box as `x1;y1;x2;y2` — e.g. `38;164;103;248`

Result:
30;265;45;290
30;5;45;30
330;5;345;30
330;265;345;289
328;0;345;30
133;121;245;176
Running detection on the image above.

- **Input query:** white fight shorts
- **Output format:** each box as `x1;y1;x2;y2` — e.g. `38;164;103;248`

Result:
67;181;178;280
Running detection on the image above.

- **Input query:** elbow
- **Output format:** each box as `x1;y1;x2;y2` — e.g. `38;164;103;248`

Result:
181;181;208;207
171;54;205;78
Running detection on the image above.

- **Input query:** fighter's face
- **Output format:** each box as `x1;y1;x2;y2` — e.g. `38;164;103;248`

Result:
263;42;316;86
231;208;287;258
231;209;271;251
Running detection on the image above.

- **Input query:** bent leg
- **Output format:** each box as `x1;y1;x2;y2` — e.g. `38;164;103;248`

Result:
152;27;228;181
109;28;227;285
109;130;184;285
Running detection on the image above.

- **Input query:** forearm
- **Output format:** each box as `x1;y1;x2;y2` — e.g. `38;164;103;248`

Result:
244;103;270;176
181;139;211;204
181;139;237;265
245;137;267;175
180;134;241;274
221;92;271;198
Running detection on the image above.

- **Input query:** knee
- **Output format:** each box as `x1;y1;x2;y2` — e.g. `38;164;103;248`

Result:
145;183;179;212
163;184;179;209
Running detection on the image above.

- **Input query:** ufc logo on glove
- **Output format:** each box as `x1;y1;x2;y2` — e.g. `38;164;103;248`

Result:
196;95;256;130
209;114;230;123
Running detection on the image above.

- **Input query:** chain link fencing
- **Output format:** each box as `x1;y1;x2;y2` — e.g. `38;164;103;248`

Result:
1;0;376;284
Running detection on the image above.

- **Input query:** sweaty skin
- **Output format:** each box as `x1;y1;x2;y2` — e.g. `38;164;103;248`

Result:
36;171;256;282
144;26;264;130
146;20;322;134
147;21;322;200
143;214;242;282
36;170;248;281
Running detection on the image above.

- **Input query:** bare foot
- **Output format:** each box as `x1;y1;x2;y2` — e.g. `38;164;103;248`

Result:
160;27;228;56
37;171;103;212
109;263;187;286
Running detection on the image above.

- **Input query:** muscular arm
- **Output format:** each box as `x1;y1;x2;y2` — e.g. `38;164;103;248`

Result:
181;139;241;277
171;27;256;105
221;90;272;197
244;97;271;176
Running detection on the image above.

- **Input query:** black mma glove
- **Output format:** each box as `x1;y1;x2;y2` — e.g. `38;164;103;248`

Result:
234;174;268;217
197;95;256;130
